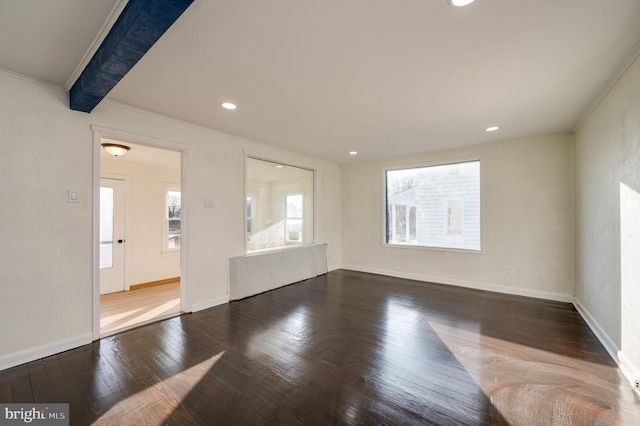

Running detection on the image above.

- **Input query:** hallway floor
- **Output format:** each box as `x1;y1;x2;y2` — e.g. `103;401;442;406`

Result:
100;281;180;334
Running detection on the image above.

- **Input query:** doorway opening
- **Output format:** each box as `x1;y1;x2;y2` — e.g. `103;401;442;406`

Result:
98;137;184;336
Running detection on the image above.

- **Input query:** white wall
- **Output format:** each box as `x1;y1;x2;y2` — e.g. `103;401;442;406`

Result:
0;71;342;369
341;134;575;301
101;157;181;285
575;52;640;385
0;75;94;365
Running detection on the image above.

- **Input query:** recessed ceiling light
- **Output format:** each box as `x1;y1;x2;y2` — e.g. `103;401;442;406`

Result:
485;126;500;132
449;0;475;7
221;102;237;110
349;151;358;155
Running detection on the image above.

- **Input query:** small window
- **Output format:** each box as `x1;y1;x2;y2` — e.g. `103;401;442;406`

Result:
163;183;181;253
285;194;303;242
385;160;480;251
246;196;253;234
245;157;314;253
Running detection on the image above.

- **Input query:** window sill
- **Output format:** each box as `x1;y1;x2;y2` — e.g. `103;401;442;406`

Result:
383;242;484;255
246;242;316;257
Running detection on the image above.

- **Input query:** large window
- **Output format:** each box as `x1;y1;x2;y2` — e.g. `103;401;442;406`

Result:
246;157;314;253
385;160;481;251
163;183;181;252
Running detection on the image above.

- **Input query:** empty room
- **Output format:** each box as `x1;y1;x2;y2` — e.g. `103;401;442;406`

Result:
1;0;639;424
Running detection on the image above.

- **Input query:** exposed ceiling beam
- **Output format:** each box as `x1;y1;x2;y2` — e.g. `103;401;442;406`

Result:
69;0;193;113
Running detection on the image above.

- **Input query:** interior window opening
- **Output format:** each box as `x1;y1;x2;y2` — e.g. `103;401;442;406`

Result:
245;157;314;253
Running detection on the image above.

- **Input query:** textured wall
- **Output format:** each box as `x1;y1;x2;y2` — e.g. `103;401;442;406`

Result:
575;53;640;382
342;134;575;301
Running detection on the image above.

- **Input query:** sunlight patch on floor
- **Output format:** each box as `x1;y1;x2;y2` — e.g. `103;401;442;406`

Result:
94;351;225;425
429;321;622;425
100;282;181;334
100;307;145;327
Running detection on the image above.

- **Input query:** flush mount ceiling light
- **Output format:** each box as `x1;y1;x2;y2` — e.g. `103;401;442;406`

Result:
485;126;500;132
349;151;358;155
101;143;131;157
221;102;237;110
449;0;475;6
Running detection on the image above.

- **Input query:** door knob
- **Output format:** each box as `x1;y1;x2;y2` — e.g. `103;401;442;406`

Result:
117;239;125;244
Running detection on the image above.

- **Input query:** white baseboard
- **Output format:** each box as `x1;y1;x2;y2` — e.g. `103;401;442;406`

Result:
0;293;230;372
340;264;573;303
191;295;229;313
0;333;93;372
573;297;640;390
328;264;341;272
618;351;640;393
572;297;620;362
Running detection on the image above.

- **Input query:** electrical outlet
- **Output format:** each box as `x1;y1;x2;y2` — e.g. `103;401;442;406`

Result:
634;379;640;390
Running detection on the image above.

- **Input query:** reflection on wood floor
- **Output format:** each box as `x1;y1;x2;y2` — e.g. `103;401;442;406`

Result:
100;281;180;334
3;271;638;424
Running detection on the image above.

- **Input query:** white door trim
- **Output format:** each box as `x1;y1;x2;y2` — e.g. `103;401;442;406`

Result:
91;125;193;340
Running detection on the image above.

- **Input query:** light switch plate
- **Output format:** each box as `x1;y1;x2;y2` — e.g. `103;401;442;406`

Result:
68;190;79;203
203;198;214;208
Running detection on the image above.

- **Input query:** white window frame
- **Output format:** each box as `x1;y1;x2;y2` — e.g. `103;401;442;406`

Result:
382;157;483;253
246;193;256;239
162;182;181;255
285;193;304;243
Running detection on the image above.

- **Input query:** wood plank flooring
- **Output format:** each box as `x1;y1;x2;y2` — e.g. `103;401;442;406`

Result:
100;281;180;334
2;270;638;425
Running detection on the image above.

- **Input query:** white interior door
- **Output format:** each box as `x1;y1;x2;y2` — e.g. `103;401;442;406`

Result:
100;178;126;294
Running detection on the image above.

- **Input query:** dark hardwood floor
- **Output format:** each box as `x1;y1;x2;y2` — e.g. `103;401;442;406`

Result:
1;270;638;425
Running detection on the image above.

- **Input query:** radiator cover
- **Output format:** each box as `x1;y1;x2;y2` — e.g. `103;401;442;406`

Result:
229;244;327;300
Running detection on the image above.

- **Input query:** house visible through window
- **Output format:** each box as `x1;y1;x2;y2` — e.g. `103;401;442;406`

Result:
447;200;463;234
163;183;181;252
385;160;480;251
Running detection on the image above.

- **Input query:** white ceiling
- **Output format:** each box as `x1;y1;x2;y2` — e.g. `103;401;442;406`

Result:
2;0;640;164
0;0;120;87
